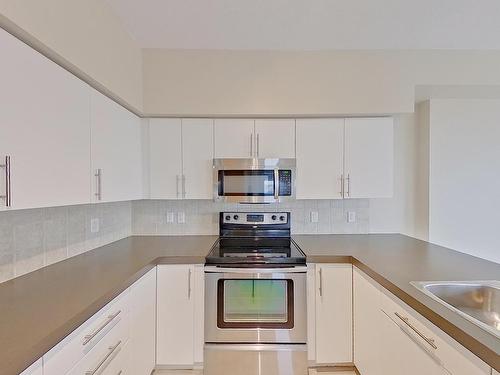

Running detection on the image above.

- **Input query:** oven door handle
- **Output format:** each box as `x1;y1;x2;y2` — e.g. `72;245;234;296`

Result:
204;266;307;274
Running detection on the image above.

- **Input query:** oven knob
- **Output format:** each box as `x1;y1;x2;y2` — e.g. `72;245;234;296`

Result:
279;215;286;221
225;215;231;221
233;215;239;220
271;215;277;221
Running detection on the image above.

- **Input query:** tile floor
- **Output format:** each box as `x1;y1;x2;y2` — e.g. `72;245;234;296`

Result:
154;370;356;375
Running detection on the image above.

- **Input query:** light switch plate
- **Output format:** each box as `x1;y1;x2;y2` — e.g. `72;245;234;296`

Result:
310;211;319;223
166;212;175;223
177;212;186;224
347;211;356;223
90;218;100;233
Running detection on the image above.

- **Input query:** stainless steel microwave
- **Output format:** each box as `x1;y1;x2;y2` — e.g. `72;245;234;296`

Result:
213;158;296;203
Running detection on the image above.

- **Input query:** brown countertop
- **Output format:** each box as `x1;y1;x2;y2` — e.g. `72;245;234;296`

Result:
1;234;499;374
293;234;500;371
0;235;217;375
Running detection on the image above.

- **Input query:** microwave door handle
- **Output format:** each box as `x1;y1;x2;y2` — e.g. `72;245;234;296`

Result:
274;169;279;201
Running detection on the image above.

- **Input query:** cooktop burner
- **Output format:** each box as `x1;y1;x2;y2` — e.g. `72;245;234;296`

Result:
205;212;306;266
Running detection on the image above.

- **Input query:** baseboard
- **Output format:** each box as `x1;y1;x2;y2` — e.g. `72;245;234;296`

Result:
310;364;360;373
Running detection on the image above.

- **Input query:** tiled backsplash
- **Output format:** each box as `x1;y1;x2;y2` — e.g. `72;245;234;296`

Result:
0;199;369;284
132;199;369;236
0;201;132;283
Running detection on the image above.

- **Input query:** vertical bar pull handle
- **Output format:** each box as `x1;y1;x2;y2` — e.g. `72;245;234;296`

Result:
339;174;344;198
274;168;279;201
94;168;102;201
176;175;180;199
0;156;11;207
188;268;192;299
257;133;260;157
319;267;323;297
250;134;253;157
182;175;186;199
346;174;351;198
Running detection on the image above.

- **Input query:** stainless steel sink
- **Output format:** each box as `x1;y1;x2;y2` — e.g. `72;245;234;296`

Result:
411;280;500;338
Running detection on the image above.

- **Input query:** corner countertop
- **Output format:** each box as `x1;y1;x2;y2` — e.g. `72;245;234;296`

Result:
0;234;498;374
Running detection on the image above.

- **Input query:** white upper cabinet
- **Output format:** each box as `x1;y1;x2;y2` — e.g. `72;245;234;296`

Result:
90;90;143;203
182;119;214;199
254;119;295;158
296;119;345;199
315;264;353;364
0;28;91;210
214;119;255;158
344;117;393;198
149;118;183;199
149;118;213;199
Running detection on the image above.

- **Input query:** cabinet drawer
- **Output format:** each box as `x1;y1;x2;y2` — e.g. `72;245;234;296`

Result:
44;289;130;375
380;290;490;375
66;314;130;375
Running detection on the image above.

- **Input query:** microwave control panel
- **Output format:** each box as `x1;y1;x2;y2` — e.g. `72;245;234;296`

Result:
278;170;292;196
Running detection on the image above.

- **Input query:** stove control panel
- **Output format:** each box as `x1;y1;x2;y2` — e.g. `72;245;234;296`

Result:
222;212;289;225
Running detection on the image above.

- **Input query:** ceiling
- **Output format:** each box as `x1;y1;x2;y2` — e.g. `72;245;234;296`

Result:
105;0;500;50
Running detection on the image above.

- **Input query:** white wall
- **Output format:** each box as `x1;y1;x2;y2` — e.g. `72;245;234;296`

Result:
429;99;500;263
0;0;143;111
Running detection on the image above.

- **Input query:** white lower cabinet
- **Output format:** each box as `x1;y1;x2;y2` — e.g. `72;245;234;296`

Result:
20;359;42;375
314;264;353;364
129;268;157;375
156;264;204;367
353;267;491;375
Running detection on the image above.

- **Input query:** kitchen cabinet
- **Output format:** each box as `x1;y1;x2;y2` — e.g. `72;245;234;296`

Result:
130;268;156;375
149;118;213;199
157;264;204;367
296;119;344;199
353;267;383;375
90;89;143;203
314;264;352;364
344;117;393;198
214;119;255;158
254;119;295;158
149;118;182;199
20;359;42;375
0;27;91;210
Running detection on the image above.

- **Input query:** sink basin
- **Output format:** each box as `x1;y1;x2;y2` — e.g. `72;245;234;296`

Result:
411;280;500;338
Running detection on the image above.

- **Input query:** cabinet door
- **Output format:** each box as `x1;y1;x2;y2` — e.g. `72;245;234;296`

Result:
90;90;143;202
296;119;344;199
379;310;448;375
354;268;383;375
20;359;43;375
0;28;91;210
149;118;182;199
344;117;393;198
130;268;156;375
182;119;214;199
214;119;255;158
254;119;295;158
315;264;352;364
157;265;195;366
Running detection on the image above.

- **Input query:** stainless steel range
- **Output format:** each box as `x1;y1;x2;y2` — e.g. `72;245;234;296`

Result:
204;212;307;375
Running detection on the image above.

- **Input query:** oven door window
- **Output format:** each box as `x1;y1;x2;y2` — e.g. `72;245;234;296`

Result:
218;279;294;329
218;170;275;196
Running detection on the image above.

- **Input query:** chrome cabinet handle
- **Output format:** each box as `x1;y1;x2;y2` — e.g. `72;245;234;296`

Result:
319;268;323;297
176;175;180;199
394;312;438;349
257;133;260;157
83;310;121;345
188;268;192;299
0;156;11;207
348;174;351;197
94;169;102;201
250;134;253;157
85;340;122;375
182;174;186;198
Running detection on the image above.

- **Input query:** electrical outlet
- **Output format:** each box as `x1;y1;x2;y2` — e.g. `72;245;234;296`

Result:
347;211;356;223
177;212;186;224
90;218;100;233
166;212;175;223
310;211;319;223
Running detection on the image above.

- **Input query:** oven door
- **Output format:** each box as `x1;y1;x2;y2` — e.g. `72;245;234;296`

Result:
205;266;307;344
213;158;295;203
